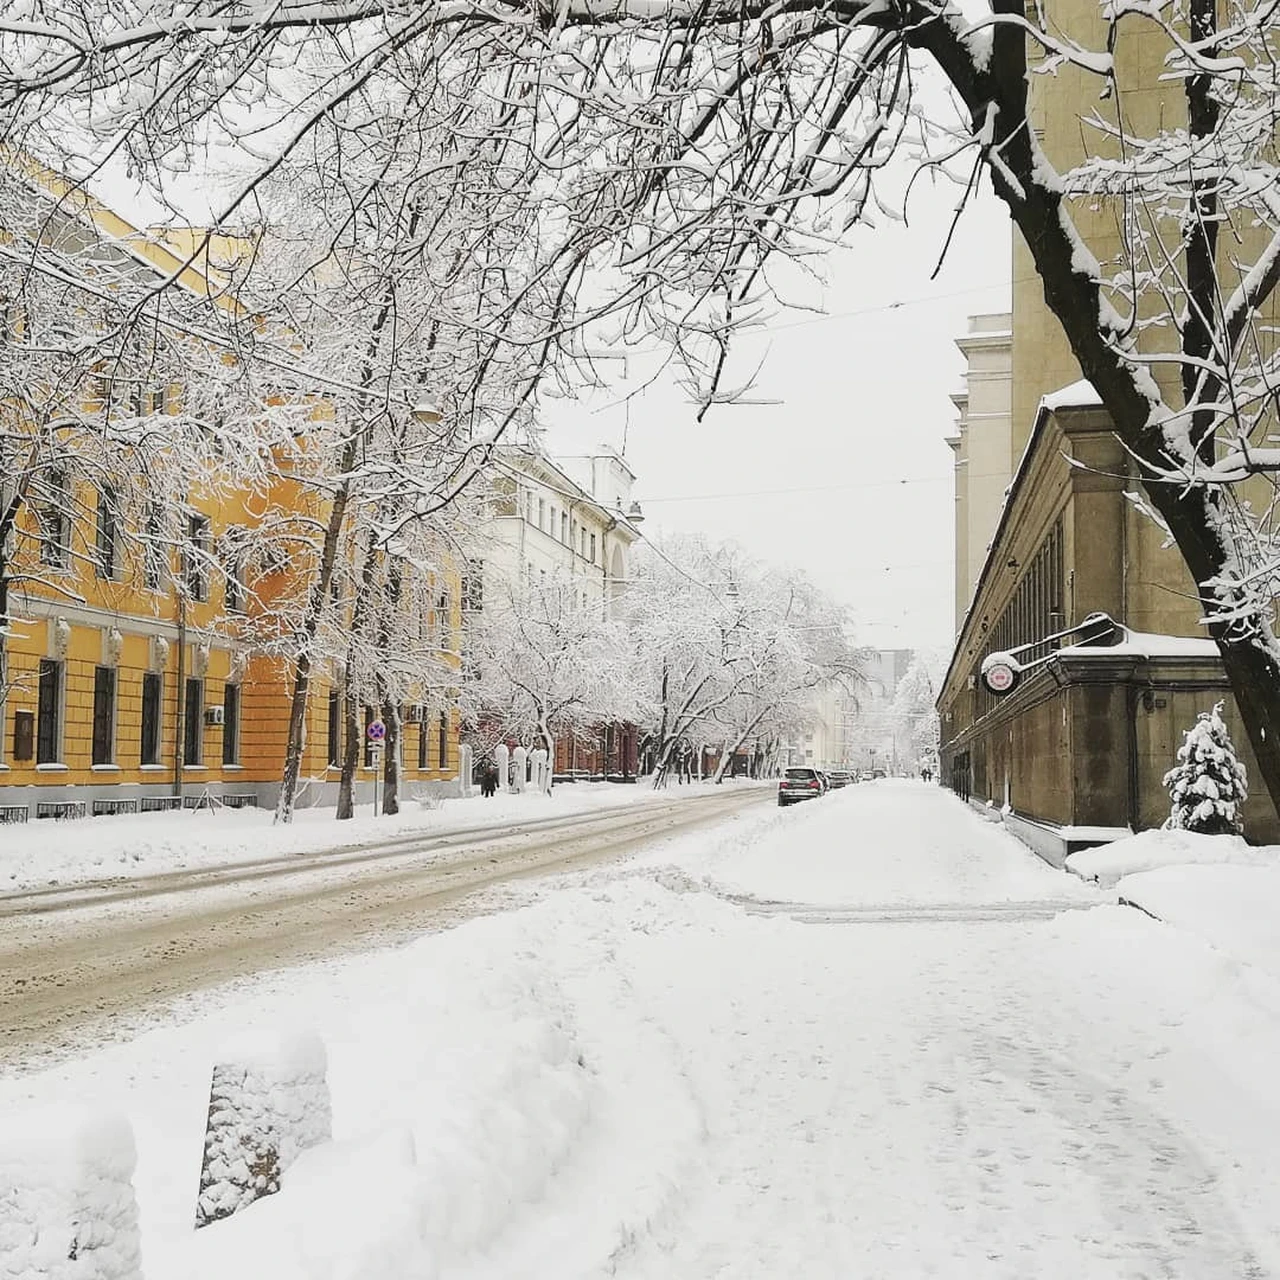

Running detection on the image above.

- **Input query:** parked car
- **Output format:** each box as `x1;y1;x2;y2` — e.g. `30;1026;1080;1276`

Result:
826;770;852;788
778;767;826;806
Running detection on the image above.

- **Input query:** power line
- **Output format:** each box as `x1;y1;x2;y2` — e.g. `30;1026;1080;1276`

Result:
640;475;952;503
606;282;1010;360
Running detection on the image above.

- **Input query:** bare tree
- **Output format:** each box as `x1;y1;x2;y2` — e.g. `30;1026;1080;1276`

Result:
625;537;860;783
464;573;635;787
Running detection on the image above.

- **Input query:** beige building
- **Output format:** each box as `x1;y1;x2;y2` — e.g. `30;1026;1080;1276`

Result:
947;315;1013;629
481;446;642;608
467;445;644;777
937;0;1280;858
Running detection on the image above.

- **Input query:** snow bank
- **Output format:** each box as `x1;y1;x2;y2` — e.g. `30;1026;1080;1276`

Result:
1065;828;1274;887
1115;864;1280;980
0;1106;140;1280
165;935;595;1278
195;1031;330;1227
0;781;753;894
654;780;1096;907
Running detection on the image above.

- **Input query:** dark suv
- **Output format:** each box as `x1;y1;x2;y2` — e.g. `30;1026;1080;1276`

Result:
778;767;825;806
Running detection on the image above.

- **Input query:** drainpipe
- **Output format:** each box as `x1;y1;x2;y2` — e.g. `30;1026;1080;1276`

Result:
172;595;186;800
1125;684;1140;832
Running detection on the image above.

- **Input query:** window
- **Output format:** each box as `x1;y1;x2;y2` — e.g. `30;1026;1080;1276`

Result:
39;470;68;569
538;498;545;530
435;590;451;651
590;533;596;564
222;682;240;765
462;561;484;615
13;710;34;762
223;541;244;613
327;689;341;767
561;511;568;543
95;486;118;580
183;677;203;765
36;658;61;764
525;490;534;523
418;716;429;770
141;673;162;766
184;514;210;601
438;710;448;771
143;506;167;591
91;666;116;765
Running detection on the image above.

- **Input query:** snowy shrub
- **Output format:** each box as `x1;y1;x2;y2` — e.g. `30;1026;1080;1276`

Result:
1163;701;1248;836
196;1032;331;1228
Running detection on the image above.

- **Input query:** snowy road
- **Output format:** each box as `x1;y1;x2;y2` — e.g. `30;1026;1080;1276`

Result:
7;781;1280;1278
0;786;767;1066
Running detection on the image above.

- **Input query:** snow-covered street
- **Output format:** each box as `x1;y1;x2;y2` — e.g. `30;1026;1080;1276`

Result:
6;781;1280;1278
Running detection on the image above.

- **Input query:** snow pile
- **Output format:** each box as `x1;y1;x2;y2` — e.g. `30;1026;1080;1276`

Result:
0;1106;140;1280
1115;864;1280;980
657;780;1097;907
196;1032;330;1227
1163;701;1248;835
164;933;597;1278
1065;827;1271;886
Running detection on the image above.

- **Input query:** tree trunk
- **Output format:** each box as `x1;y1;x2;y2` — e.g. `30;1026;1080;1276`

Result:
382;699;401;815
377;557;405;816
537;715;555;793
276;653;312;825
337;684;361;819
335;528;381;819
274;476;354;824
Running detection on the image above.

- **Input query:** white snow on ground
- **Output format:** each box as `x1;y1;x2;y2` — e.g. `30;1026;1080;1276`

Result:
1066;826;1277;887
5;782;1280;1277
658;778;1098;907
0;780;748;892
1116;863;1280;980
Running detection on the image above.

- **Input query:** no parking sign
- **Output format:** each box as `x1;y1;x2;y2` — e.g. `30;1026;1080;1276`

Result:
367;719;386;744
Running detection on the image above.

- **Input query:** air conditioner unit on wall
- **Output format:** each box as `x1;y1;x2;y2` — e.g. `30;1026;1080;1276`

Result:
205;705;226;726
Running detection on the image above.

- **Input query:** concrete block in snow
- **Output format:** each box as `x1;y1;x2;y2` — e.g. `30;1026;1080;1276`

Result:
0;1106;141;1280
195;1031;330;1228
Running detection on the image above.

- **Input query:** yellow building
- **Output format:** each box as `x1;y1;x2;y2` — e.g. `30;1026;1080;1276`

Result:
0;166;463;822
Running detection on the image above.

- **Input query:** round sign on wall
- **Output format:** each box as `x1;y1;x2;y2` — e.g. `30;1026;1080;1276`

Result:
367;719;387;742
980;657;1020;696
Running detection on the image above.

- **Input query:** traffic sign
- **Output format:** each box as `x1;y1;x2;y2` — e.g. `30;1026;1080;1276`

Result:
367;719;387;742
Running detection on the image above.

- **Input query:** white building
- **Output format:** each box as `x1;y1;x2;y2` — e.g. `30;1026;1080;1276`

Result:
784;683;855;769
479;446;643;605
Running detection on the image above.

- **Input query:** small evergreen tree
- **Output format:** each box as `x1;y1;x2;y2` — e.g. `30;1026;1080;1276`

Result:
1163;702;1249;835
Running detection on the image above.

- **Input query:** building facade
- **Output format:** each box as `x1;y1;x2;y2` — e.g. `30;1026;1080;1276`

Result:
0;171;463;823
938;377;1280;859
467;445;644;779
936;0;1280;858
947;315;1013;630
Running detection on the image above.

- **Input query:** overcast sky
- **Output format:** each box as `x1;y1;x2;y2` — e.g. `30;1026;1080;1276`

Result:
545;180;1012;654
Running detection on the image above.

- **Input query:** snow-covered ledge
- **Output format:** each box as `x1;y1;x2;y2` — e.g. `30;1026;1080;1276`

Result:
1003;811;1131;869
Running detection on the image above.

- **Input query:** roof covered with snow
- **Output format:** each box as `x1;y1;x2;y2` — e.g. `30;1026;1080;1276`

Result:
1039;379;1102;412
